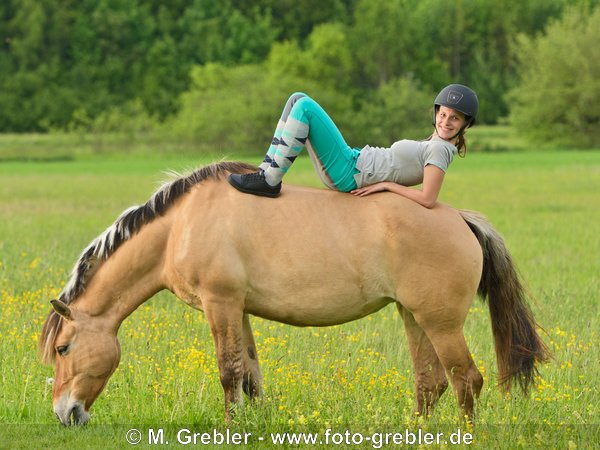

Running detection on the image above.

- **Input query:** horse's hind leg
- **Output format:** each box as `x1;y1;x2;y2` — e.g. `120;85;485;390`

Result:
423;326;483;420
204;298;245;421
241;314;263;399
397;305;448;416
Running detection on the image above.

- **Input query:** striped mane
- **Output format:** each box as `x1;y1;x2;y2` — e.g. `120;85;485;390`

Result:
39;160;256;363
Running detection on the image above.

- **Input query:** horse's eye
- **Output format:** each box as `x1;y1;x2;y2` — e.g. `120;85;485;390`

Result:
56;345;70;356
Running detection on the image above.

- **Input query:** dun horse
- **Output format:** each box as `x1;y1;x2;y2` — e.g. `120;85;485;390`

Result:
39;161;548;426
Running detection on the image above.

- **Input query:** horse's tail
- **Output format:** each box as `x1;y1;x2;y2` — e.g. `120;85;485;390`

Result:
459;210;549;394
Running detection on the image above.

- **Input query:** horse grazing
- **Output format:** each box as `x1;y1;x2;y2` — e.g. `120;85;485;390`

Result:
39;161;548;426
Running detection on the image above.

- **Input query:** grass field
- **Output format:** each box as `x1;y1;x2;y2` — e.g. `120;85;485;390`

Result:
0;142;599;449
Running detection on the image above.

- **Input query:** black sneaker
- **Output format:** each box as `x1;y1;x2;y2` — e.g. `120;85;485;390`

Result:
227;171;282;198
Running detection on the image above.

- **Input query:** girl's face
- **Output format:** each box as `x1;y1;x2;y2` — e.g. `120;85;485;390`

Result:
435;106;466;142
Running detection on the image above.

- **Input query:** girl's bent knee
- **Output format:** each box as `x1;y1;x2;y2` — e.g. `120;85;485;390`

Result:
288;92;308;103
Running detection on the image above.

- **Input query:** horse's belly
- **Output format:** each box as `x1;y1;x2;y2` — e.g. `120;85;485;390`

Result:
244;287;394;327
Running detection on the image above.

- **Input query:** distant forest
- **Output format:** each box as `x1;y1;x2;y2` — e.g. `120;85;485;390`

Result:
1;0;598;147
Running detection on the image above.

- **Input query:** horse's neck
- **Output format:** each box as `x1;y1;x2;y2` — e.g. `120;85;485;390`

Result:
76;217;170;328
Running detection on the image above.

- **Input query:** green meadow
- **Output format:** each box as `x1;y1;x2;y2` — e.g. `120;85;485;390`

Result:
0;135;598;449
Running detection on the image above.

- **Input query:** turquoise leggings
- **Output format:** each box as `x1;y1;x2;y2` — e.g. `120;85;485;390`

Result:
265;92;359;191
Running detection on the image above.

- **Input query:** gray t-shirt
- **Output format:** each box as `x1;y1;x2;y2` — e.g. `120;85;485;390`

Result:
353;136;457;188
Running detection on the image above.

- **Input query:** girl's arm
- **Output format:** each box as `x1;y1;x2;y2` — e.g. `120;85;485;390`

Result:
350;165;445;209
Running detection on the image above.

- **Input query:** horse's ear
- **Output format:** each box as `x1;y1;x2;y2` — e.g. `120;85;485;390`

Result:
51;300;72;320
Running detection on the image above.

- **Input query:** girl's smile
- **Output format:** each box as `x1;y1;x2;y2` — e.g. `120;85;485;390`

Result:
435;106;466;143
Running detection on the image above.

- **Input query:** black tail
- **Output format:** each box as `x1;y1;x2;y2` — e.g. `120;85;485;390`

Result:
460;210;550;394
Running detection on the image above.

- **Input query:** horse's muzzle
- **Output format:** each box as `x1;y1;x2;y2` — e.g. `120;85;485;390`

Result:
54;395;90;426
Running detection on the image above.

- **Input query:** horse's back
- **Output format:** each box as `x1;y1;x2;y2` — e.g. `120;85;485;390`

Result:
167;180;482;325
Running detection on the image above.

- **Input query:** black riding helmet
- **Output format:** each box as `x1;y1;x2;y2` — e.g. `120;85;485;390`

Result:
432;84;479;128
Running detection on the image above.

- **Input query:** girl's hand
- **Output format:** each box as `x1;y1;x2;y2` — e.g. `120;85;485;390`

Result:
351;182;390;197
349;166;445;208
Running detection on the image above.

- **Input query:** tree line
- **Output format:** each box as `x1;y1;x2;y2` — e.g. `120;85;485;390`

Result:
1;0;598;148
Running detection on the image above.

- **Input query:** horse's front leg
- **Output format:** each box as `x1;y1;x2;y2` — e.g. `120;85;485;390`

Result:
204;297;245;421
241;313;263;399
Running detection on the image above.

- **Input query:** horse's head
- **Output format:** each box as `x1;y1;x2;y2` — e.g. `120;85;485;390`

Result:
46;300;121;426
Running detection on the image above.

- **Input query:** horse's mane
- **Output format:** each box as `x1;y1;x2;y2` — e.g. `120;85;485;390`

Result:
39;160;257;363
